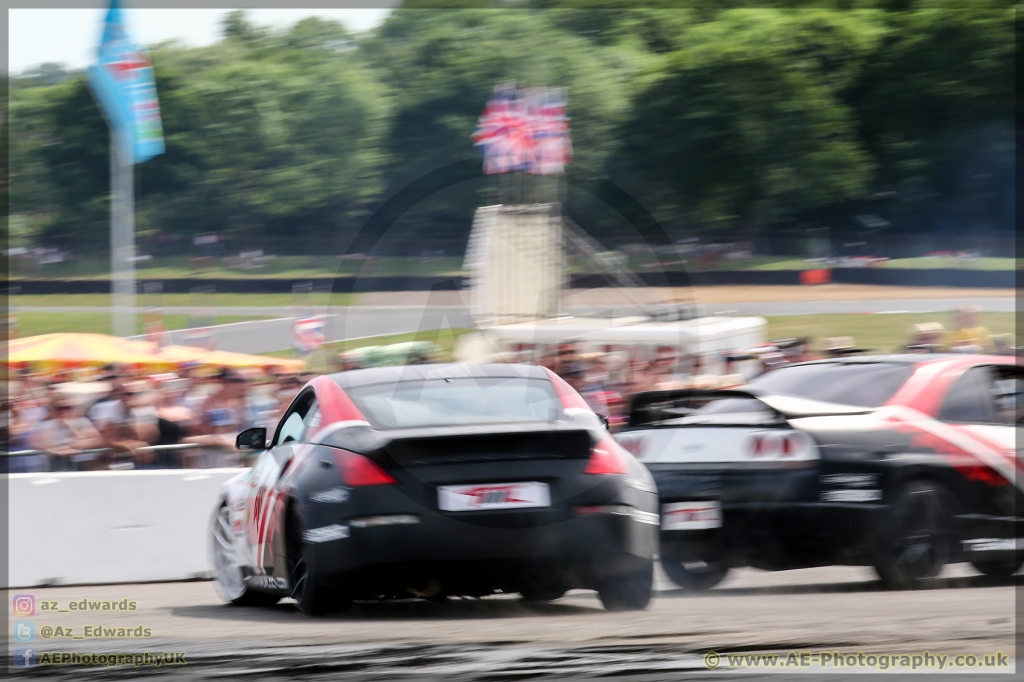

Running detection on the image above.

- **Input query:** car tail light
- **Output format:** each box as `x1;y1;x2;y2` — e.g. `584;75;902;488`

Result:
750;434;764;457
334;451;396;486
781;434;794;457
751;433;784;458
751;432;805;459
584;436;630;475
959;463;1010;487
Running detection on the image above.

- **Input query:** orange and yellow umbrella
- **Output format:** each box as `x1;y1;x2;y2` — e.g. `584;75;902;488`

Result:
149;344;211;366
202;349;305;372
5;334;305;372
150;345;304;371
6;333;155;366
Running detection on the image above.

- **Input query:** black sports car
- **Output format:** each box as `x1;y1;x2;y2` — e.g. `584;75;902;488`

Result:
210;363;658;614
615;355;1023;590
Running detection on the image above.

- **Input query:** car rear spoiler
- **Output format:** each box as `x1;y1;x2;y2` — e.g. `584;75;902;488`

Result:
628;388;874;427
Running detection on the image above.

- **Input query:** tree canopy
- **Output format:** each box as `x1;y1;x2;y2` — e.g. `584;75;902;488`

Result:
8;5;1015;254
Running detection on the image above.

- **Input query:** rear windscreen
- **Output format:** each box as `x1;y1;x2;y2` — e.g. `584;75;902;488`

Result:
747;362;914;408
346;377;563;429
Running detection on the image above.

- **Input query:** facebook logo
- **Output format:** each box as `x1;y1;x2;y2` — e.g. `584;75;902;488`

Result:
13;647;35;668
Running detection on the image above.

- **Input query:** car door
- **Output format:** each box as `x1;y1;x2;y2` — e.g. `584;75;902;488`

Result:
245;389;318;573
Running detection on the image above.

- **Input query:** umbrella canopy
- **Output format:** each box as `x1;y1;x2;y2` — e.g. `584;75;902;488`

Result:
6;333;155;366
201;349;305;372
150;344;211;366
6;334;306;372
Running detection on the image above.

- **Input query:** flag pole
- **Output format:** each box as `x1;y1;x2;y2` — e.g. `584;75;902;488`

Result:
110;129;136;337
89;0;164;337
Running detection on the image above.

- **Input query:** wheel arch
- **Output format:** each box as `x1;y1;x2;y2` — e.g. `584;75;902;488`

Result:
275;490;303;574
883;460;967;512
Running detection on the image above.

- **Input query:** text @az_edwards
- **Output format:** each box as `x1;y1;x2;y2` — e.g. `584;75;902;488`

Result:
38;624;153;639
703;650;1011;672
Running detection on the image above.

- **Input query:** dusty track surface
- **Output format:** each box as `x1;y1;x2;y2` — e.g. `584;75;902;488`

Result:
665;284;1015;303
5;565;1017;680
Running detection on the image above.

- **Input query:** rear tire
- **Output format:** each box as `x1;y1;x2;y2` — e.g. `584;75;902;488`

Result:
971;557;1023;578
661;550;729;591
233;588;284;607
597;561;653;611
285;508;350;617
873;481;957;590
520;586;567;602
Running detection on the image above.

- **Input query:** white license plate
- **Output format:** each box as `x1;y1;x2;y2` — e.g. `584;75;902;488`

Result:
438;482;550;512
661;501;722;530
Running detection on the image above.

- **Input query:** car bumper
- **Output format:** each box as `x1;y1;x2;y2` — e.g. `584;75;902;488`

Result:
660;500;888;568
956;513;1024;563
297;471;659;594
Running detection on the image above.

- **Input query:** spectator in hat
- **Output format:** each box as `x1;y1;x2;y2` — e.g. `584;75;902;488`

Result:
823;337;866;358
949;306;991;354
905;323;946;354
991;334;1014;356
32;397;104;469
755;345;787;373
776;337;813;364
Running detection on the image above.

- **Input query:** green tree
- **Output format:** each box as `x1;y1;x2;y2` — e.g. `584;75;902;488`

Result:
615;10;878;236
32;78;110;248
7;5;1015;259
846;9;1014;233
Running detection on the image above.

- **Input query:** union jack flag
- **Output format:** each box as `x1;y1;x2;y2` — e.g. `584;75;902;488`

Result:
473;83;570;175
293;316;325;353
527;87;572;176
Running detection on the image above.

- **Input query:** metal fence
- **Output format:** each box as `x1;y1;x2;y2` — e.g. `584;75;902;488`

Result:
3;443;248;474
17;231;1017;266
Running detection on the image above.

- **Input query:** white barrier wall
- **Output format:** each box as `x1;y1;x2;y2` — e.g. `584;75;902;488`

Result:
7;469;245;588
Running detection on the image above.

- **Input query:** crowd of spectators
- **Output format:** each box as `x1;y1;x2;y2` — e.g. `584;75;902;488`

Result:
535;344;707;429
5;363;312;472
5;304;1014;471
904;306;1011;355
530;307;1014;430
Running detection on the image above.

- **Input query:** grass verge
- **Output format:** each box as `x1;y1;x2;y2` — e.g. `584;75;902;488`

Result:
14;313;270;338
763;312;1014;354
13;293;353;309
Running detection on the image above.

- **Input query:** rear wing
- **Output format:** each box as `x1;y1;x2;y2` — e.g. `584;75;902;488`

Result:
627;388;873;427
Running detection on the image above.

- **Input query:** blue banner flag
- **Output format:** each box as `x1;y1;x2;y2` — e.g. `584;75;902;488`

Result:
87;0;164;164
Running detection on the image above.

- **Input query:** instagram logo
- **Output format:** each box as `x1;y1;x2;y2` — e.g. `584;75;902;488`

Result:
13;594;35;616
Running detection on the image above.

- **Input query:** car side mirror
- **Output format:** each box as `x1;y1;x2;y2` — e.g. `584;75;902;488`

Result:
597;414;610;430
235;427;267;451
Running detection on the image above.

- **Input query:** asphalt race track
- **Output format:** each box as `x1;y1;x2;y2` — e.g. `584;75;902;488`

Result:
6;564;1018;680
22;296;1015;355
